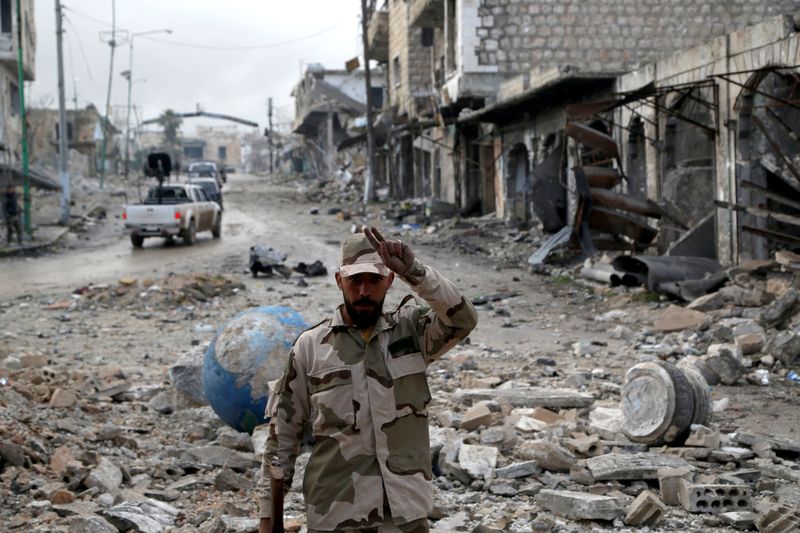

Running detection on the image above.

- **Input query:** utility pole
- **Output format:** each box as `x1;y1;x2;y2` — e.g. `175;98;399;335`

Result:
15;0;30;235
99;0;116;190
55;0;70;226
268;97;274;174
360;0;377;203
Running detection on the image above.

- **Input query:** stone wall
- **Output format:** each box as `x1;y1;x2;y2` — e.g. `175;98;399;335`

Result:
388;0;438;118
475;0;799;74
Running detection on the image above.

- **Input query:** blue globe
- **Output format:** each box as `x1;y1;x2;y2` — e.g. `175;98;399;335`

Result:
203;306;308;434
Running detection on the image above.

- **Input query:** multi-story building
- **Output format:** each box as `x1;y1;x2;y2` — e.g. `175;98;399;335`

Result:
0;0;35;180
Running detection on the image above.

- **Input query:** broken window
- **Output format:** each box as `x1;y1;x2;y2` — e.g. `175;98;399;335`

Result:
0;0;11;34
218;146;227;160
9;82;18;116
736;69;800;260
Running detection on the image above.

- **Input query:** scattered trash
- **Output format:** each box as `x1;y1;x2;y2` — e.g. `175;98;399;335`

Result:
294;260;327;277
249;245;292;278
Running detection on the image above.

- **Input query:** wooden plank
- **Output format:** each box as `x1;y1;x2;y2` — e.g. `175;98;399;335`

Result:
453;387;595;409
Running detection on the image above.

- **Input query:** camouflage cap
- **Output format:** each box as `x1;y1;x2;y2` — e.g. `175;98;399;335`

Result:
339;232;390;277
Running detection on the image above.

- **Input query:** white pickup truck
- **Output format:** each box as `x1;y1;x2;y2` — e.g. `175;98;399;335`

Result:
123;184;222;247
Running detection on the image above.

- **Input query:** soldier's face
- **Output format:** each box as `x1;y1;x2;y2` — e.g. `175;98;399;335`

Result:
336;272;394;328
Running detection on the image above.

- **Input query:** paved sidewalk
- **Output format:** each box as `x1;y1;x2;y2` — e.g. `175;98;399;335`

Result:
0;224;70;257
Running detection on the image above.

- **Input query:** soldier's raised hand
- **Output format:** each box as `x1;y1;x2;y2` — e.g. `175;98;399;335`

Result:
364;226;415;276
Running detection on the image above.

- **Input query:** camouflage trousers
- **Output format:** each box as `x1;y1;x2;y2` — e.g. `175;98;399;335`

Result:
5;215;22;244
307;516;429;533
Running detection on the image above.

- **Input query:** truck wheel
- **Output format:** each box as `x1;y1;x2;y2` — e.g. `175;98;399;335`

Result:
130;234;144;248
212;215;222;238
183;220;197;246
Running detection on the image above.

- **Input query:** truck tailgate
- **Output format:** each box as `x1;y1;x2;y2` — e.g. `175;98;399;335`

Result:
125;205;180;226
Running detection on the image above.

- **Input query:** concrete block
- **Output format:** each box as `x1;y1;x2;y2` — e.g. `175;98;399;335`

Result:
652;305;707;332
677;482;751;514
457;444;498;481
756;505;800;533
685;425;720;449
624;490;667;526
460;403;494;431
537;489;625;521
517;439;576;473
658;466;694;506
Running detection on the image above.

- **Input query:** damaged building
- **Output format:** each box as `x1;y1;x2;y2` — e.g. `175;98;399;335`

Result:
291;63;385;182
360;0;800;266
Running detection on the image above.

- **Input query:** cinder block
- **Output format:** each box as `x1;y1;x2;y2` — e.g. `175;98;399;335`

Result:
677;483;751;514
756;505;800;533
624;490;667;526
657;466;693;506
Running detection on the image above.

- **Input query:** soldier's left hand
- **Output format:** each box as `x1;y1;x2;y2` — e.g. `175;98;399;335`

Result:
364;226;415;276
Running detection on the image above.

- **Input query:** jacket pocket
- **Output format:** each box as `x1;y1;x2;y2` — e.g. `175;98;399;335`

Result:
386;353;431;414
308;366;354;435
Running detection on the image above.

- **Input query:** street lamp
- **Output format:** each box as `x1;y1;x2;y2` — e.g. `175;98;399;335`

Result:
124;28;172;179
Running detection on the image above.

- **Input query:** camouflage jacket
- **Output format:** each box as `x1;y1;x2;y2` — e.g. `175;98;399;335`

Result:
256;260;478;531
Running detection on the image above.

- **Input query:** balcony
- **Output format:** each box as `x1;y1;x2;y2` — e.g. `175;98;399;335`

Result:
410;0;444;29
367;10;389;62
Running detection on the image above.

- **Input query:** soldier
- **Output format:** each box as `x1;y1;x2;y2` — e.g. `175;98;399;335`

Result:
3;183;22;245
256;227;478;533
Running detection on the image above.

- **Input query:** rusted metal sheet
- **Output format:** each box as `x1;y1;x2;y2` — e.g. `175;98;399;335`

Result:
590;188;664;218
565;121;619;159
566;100;619;121
589;207;658;244
583;166;622;189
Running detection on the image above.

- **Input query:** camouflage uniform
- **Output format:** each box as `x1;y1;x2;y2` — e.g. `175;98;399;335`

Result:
255;255;478;532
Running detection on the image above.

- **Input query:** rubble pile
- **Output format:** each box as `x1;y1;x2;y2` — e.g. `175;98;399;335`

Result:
48;274;246;312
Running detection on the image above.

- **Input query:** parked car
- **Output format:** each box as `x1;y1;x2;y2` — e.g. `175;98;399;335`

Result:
188;177;223;210
224;164;236;174
123;184;222;247
187;161;223;186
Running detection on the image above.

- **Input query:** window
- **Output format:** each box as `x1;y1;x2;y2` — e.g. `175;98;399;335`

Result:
218;146;227;160
9;82;18;116
392;56;400;88
1;0;11;34
55;122;75;142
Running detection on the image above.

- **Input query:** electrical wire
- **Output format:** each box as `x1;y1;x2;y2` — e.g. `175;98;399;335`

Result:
63;4;347;52
63;15;94;81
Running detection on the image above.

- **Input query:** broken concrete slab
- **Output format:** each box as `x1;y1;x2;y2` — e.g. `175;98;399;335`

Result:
677;482;751;514
495;461;541;479
536;489;625;521
703;345;744;385
458;444;498;481
718;511;758;530
718;285;769;307
624;490;667;526
49;388;78;408
766;330;800;367
453;387;595;409
756;505;800;533
84;457;123;493
517;439;576;473
168;348;208;406
685;425;721;449
460;403;494;431
758;288;800;329
185;445;259;472
687;292;725;312
580;452;691;482
68;515;118;533
652;305;707;333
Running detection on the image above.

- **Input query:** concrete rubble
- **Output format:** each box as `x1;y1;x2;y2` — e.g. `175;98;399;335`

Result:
2;234;800;532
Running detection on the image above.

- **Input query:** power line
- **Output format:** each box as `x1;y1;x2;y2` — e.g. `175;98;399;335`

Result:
63;5;347;52
63;15;94;80
141;22;347;51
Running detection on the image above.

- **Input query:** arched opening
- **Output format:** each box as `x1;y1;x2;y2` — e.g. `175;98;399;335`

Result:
660;86;717;254
736;68;800;260
507;143;531;224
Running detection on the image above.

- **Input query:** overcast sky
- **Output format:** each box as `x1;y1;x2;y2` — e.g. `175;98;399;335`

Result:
30;0;364;134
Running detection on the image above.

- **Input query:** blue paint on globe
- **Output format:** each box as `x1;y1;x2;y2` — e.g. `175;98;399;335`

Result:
203;306;308;434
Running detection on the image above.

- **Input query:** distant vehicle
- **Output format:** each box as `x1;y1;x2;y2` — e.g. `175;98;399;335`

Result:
187;161;223;186
123;184;222;248
188;177;223;210
224;164;236;174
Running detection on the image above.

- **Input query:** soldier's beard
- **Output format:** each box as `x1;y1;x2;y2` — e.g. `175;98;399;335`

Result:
344;297;384;329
